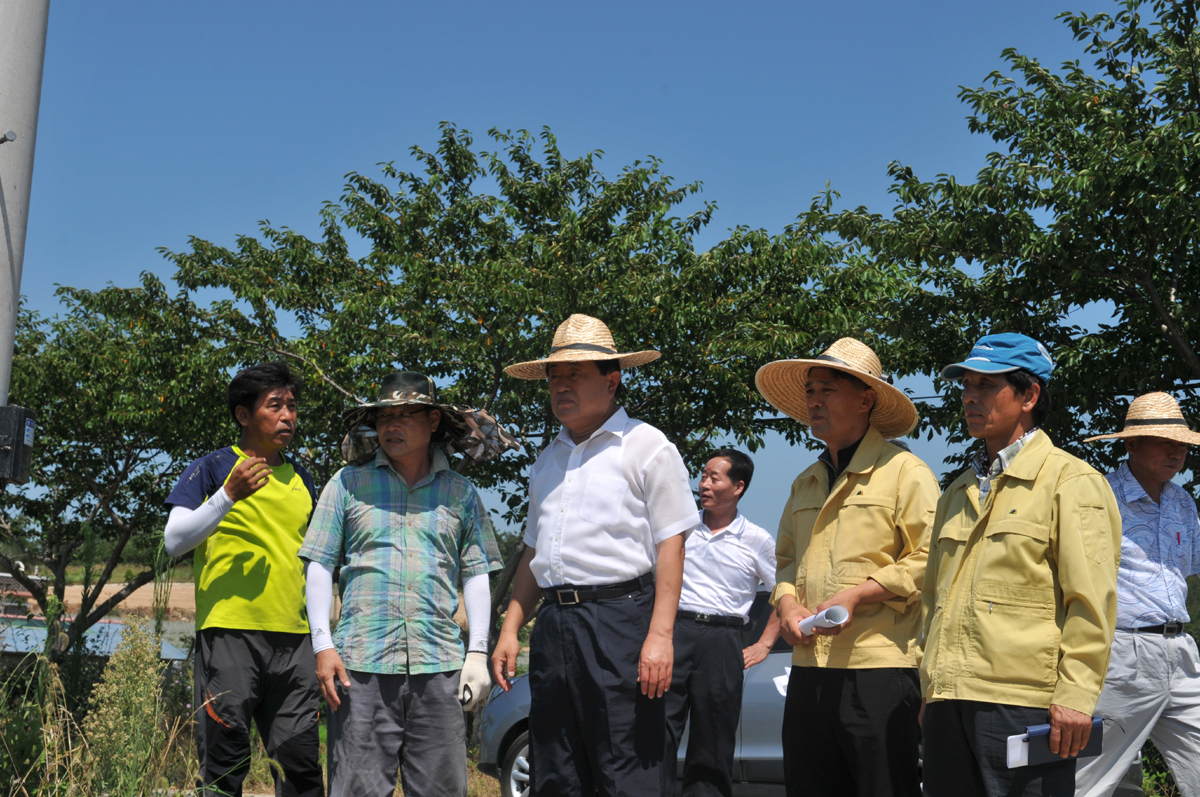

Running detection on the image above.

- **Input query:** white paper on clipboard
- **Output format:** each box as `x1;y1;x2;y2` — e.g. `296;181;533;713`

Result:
1006;733;1030;768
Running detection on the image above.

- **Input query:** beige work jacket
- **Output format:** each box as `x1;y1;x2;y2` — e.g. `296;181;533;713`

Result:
920;430;1121;715
770;426;940;669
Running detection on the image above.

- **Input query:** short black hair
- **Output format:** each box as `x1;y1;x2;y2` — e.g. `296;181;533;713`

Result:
712;448;754;494
1004;369;1051;426
595;359;626;399
228;362;303;427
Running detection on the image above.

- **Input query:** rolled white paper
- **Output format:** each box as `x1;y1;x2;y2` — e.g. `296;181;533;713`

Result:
798;605;850;636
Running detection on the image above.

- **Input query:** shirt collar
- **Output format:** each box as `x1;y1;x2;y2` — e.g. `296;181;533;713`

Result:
1115;461;1154;504
698;511;746;537
819;433;866;481
554;406;631;448
973;427;1039;495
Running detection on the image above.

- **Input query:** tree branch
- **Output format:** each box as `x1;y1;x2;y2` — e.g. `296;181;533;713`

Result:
223;335;363;401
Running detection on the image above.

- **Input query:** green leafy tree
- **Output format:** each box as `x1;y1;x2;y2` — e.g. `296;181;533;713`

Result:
820;0;1200;481
0;285;229;660
146;124;909;632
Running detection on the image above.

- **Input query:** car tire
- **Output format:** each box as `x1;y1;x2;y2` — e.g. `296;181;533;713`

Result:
500;730;531;797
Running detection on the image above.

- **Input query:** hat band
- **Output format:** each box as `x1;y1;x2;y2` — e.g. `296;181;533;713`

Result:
1125;418;1188;427
815;353;893;385
550;342;619;355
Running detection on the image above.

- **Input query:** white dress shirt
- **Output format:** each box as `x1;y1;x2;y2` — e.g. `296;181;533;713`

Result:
678;512;776;620
525;407;700;588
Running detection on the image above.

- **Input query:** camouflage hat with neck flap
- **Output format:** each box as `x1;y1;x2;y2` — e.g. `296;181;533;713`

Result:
341;371;520;464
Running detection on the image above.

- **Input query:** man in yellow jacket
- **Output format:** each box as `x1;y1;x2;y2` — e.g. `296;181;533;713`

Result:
756;338;940;797
921;333;1121;797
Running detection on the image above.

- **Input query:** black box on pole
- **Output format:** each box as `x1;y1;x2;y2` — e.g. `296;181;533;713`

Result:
0;406;36;485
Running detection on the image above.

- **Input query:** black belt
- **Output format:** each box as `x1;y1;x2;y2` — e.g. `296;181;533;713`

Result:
542;573;653;606
1125;622;1187;637
676;610;743;628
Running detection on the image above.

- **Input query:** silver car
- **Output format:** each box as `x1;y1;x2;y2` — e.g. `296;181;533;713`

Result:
477;591;792;797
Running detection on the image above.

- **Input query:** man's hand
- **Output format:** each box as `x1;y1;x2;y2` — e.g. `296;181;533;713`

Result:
638;629;673;698
458;651;491;712
1048;704;1093;758
743;642;770;669
316;648;351;710
777;594;815;646
492;631;521;693
224;457;272;502
811;588;860;637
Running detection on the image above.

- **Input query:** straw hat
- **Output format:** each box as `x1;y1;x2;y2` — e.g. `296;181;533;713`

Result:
1083;392;1200;445
755;338;919;438
504;314;660;380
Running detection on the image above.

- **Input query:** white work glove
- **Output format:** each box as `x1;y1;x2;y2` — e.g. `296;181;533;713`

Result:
457;651;491;712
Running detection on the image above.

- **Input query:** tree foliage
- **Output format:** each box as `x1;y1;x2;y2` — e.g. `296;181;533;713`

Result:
8;125;907;635
0;286;230;657
820;0;1200;482
155;124;901;521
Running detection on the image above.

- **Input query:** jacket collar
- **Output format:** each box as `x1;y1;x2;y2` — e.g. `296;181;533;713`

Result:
993;428;1053;482
842;425;888;477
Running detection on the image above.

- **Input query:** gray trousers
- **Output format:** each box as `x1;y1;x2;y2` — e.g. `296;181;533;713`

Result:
327;669;466;797
1075;631;1200;797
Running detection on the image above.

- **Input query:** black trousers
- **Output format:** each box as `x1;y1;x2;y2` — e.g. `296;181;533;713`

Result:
922;700;1076;797
663;619;744;797
781;666;921;797
195;628;324;797
528;584;666;797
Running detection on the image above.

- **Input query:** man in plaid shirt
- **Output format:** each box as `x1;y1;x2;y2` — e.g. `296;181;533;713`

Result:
300;371;504;797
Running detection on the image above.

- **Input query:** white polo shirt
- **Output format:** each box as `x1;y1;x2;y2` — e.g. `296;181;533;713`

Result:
678;512;776;620
524;407;700;588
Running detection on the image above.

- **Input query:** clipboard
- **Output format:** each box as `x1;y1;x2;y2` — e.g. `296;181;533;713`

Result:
1006;717;1103;768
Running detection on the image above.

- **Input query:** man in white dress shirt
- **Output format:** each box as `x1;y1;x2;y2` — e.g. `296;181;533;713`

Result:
664;449;779;797
492;314;700;797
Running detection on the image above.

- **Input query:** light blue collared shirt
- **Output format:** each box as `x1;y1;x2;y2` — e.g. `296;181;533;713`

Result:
1107;462;1200;628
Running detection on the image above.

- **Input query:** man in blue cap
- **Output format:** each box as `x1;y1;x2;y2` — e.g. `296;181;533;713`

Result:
920;333;1121;797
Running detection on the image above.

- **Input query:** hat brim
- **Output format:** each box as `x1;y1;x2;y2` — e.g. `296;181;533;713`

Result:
341;396;470;440
940;361;1022;380
1083;425;1200;445
755;359;919;439
504;349;661;380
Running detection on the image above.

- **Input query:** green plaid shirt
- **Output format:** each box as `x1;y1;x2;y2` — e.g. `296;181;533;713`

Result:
299;448;502;675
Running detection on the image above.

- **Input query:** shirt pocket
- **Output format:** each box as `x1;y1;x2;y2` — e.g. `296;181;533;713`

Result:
969;580;1058;687
579;473;628;527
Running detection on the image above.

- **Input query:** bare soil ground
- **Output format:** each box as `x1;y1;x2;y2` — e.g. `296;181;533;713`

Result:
62;582;195;619
61;584;471;629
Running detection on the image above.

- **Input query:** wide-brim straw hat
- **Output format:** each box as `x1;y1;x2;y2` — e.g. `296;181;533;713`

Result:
755;338;919;439
1083;392;1200;445
504;314;660;380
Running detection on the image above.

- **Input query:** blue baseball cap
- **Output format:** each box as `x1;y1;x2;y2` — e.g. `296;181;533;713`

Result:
940;333;1054;383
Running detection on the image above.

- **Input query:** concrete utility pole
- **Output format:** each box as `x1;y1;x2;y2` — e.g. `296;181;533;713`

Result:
0;0;50;406
0;0;49;486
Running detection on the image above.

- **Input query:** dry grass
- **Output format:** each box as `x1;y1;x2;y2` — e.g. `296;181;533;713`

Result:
241;733;500;797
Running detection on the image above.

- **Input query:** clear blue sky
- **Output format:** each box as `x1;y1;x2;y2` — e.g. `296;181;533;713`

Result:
23;1;1106;531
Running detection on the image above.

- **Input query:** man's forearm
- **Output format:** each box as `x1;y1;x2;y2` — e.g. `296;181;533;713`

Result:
649;536;684;637
756;610;780;649
500;546;541;635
